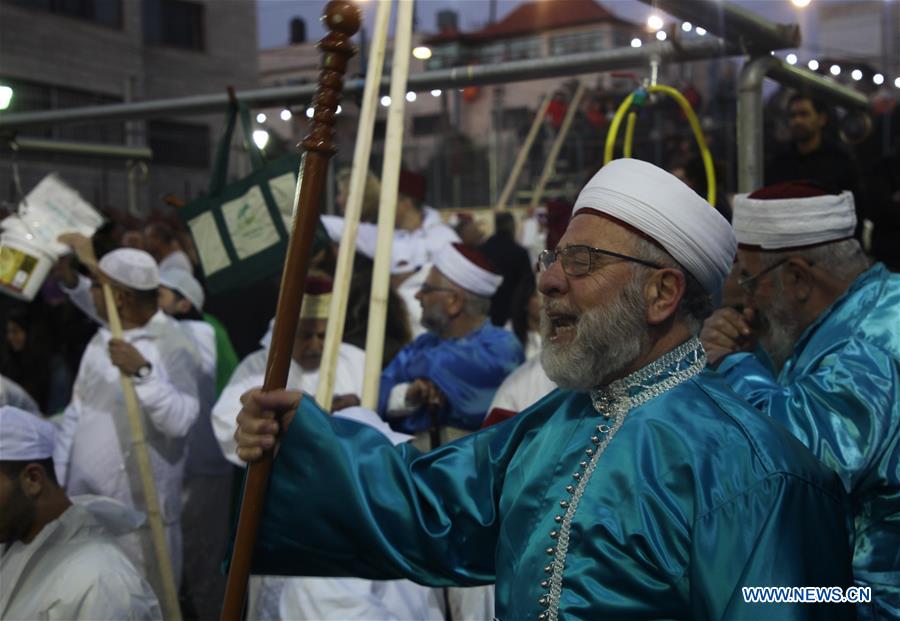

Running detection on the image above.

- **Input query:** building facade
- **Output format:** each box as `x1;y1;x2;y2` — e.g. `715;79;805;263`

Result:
0;0;258;216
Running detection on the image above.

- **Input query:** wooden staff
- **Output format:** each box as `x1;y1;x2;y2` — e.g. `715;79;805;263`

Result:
316;0;392;412
102;283;182;621
220;4;359;619
495;93;552;210
360;0;415;410
528;83;587;210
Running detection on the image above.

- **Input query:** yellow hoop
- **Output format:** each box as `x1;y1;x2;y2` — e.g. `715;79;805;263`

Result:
603;84;716;207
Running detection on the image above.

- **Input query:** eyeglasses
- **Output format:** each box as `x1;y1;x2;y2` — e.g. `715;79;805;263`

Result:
537;245;664;277
418;283;456;296
737;259;789;294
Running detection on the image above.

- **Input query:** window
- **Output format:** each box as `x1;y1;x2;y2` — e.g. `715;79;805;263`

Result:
550;31;605;56
477;37;541;64
12;0;122;28
143;0;205;51
147;120;210;167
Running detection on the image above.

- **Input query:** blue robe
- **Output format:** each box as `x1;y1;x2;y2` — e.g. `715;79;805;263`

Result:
719;263;900;620
253;339;855;620
377;321;524;433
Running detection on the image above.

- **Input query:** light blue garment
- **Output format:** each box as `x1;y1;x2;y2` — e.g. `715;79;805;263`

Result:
377;321;524;432
719;263;900;621
254;339;855;620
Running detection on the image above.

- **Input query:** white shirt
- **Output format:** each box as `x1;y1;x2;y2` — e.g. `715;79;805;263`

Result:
178;320;231;477
488;356;557;414
0;497;160;620
211;343;366;467
53;311;201;582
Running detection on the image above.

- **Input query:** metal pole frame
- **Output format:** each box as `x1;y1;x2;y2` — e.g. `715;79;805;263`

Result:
0;38;739;130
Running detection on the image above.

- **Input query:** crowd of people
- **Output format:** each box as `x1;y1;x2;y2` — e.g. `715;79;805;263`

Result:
1;101;899;620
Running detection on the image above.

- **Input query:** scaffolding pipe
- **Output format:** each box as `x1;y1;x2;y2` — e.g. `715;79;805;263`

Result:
737;56;870;192
0;38;738;131
636;0;800;53
6;137;152;159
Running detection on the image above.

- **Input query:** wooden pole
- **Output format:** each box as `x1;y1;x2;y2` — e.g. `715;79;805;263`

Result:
360;0;415;410
495;93;551;210
102;283;182;621
528;83;587;210
316;0;392;412
219;4;359;619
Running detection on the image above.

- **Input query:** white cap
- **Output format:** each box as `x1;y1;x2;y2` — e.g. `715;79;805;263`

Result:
433;243;503;298
573;158;736;294
159;268;205;311
732;182;856;250
0;406;56;461
98;248;159;291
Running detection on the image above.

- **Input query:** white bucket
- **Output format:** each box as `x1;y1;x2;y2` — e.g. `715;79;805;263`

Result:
0;232;55;301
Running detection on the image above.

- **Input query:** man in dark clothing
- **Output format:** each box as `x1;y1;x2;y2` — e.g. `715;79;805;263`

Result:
766;95;863;222
479;211;533;326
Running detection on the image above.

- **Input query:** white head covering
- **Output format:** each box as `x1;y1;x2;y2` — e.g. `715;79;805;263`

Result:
732;183;856;250
320;215;429;275
98;248;159;291
159;268;205;311
433;243;503;298
0;405;56;461
572;158;735;293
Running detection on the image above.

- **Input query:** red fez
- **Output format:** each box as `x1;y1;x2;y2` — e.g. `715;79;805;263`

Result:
398;170;427;203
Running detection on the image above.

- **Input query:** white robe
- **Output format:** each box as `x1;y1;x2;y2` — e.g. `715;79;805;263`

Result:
211;343;366;467
53;310;201;588
213;347;444;620
488;356;557;414
0;496;160;620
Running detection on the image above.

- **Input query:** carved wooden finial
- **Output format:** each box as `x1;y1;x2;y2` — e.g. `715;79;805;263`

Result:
303;0;361;155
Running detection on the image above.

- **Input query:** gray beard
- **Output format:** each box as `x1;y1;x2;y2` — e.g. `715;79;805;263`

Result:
421;304;450;336
540;278;650;391
757;280;804;373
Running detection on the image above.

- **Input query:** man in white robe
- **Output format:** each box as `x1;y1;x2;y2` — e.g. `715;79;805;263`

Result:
53;248;201;590
213;279;443;620
0;406;160;620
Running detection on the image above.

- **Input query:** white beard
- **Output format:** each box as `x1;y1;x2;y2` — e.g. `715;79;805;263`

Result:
540;278;650;391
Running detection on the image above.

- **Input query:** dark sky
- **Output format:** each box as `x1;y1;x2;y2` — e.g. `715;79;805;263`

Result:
257;0;807;50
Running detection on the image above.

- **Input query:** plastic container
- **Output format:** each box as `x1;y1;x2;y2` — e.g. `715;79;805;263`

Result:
0;232;55;301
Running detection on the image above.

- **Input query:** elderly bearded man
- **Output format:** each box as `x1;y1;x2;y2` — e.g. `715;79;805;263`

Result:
702;181;900;620
234;159;855;620
379;242;524;451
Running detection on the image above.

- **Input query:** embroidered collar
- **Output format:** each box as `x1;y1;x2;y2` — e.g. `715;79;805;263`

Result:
590;337;707;414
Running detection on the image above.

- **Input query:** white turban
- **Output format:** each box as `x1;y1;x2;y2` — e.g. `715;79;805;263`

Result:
159;268;205;311
572;158;735;293
732;183;856;250
0;406;56;461
98;248;159;291
433;243;503;298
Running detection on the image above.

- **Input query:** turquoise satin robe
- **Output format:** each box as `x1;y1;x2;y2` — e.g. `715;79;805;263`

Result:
377;321;524;432
719;263;900;620
253;342;854;620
